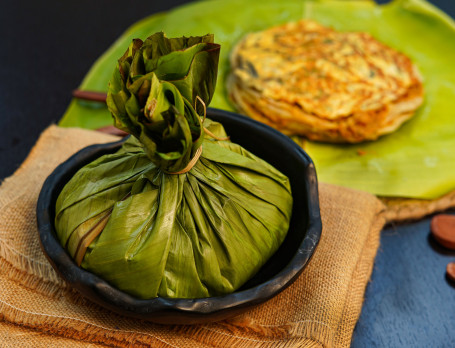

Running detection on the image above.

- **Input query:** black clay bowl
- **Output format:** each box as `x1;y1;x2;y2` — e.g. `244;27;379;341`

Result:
36;108;322;324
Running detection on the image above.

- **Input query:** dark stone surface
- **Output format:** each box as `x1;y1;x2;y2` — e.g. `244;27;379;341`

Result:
352;216;455;348
0;0;189;179
1;0;454;342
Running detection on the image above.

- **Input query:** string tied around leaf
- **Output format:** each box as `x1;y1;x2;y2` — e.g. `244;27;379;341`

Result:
71;90;230;175
195;96;230;142
165;146;203;175
166;96;230;175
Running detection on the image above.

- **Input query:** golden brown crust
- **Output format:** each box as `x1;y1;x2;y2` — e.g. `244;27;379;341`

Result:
228;20;424;143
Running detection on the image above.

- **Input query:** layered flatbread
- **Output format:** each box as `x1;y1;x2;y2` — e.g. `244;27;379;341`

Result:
228;20;424;143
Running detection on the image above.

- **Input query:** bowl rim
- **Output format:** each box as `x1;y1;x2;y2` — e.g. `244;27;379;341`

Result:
36;108;322;322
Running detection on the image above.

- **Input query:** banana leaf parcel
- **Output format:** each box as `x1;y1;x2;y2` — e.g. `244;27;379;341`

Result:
54;33;293;299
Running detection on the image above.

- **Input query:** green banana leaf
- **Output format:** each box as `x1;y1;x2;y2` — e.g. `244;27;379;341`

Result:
56;122;293;299
106;32;220;172
55;34;293;299
59;0;455;199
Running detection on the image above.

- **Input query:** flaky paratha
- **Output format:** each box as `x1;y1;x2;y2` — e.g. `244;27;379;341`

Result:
228;20;424;143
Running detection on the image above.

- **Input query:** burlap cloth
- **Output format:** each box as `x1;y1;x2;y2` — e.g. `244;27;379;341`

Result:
0;126;453;347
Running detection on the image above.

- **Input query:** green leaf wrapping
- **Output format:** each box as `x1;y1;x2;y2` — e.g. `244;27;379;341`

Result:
106;32;220;173
55;121;293;299
55;34;293;299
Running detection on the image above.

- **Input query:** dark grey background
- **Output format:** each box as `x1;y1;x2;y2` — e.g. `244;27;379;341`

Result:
1;1;454;346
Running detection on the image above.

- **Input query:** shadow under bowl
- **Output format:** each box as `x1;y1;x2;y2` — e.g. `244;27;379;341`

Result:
36;108;322;324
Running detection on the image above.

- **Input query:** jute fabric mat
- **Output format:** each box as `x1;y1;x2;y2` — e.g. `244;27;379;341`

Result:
0;125;395;347
381;193;455;222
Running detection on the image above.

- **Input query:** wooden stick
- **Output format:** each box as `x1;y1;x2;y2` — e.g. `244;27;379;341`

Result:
96;125;129;137
72;89;107;103
72;89;128;137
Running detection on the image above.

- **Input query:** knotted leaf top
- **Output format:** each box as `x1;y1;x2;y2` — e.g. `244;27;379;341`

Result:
107;32;220;172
